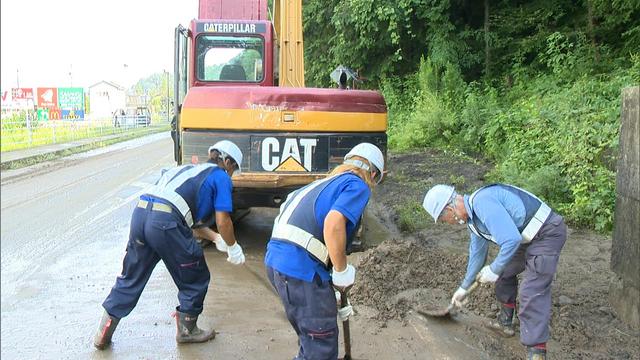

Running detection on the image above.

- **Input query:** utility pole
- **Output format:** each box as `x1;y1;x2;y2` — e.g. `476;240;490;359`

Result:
69;64;73;87
165;70;170;123
16;68;20;88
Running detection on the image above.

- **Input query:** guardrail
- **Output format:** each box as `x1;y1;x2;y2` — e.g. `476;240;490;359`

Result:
0;112;169;152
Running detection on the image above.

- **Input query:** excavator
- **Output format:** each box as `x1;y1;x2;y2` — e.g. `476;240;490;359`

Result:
171;0;387;211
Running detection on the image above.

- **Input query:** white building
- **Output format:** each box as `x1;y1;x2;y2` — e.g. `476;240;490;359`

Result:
88;81;125;120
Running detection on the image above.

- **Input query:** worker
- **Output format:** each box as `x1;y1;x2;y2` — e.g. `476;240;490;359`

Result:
422;183;567;360
265;143;385;360
93;140;246;350
193;145;238;251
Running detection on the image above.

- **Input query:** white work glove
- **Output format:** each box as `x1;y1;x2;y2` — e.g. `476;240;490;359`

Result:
335;291;354;322
451;287;469;308
213;232;228;252
477;265;499;283
331;264;356;290
226;242;245;265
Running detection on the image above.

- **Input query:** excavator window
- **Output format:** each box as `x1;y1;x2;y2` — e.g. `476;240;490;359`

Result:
196;35;264;82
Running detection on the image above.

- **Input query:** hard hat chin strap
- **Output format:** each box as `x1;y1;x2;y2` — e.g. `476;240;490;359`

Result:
344;158;370;171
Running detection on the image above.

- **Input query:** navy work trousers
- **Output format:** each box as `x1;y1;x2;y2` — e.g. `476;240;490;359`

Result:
495;212;567;346
266;266;339;360
102;200;210;319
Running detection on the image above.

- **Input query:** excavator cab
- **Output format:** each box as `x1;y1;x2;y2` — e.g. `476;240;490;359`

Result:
196;34;264;82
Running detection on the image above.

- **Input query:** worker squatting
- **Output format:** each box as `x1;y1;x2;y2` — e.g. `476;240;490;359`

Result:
93;140;560;360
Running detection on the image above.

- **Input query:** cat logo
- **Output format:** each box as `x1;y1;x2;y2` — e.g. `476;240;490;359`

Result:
261;137;318;172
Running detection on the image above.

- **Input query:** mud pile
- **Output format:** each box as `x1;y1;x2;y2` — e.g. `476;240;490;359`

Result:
352;238;497;321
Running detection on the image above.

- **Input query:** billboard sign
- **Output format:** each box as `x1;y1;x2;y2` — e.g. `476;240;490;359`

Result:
58;87;84;110
11;88;35;109
37;108;50;120
1;90;10;108
11;88;34;100
37;88;58;109
61;109;84;120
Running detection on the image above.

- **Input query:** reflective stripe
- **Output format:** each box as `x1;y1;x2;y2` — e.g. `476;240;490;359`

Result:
521;203;551;243
137;199;173;214
274;174;337;225
272;224;330;266
146;164;216;227
271;174;340;265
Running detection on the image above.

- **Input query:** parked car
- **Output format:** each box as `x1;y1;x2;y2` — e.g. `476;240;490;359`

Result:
113;107;151;127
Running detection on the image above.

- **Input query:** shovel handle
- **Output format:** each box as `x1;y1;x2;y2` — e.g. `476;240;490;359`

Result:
467;280;480;294
338;289;352;359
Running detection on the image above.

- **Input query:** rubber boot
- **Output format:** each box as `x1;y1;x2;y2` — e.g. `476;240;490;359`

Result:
93;310;120;350
174;310;216;343
486;304;516;337
527;346;547;360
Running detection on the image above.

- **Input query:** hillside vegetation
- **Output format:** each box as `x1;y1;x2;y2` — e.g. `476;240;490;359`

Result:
303;0;640;232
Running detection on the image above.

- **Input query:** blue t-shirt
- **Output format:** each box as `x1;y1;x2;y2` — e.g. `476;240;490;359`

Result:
195;167;233;222
265;173;371;282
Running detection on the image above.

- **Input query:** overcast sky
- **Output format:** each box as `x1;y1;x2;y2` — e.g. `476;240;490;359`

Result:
1;0;198;90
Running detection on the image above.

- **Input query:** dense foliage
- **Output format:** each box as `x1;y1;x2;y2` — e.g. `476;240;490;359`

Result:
303;0;640;231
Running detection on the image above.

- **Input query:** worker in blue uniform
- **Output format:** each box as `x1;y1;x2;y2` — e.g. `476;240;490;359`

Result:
265;142;385;360
422;183;567;360
93;140;246;350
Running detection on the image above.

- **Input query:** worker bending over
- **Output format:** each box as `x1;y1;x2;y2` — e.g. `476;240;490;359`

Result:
93;140;246;349
265;143;385;360
423;183;567;360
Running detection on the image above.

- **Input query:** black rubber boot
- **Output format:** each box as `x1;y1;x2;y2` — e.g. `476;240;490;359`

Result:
93;310;120;350
174;310;216;344
527;346;547;360
486;304;516;337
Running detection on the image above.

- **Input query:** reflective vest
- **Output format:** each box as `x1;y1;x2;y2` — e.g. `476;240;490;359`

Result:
271;172;358;266
468;184;551;244
146;163;217;228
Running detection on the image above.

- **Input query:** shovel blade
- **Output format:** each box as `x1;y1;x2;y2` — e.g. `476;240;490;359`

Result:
417;308;452;318
416;303;456;318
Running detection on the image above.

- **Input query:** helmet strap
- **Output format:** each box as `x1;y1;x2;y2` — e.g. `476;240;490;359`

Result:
344;158;370;171
345;158;382;184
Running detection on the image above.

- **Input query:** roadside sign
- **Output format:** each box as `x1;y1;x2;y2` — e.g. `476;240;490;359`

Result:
58;87;84;119
11;88;35;110
58;87;84;109
11;88;34;100
37;88;58;108
37;108;50;120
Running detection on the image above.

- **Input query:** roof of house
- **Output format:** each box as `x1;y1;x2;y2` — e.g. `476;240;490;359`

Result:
88;80;124;91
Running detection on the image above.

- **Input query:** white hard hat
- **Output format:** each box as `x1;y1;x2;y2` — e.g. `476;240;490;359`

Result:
422;184;455;222
209;140;243;172
344;143;385;183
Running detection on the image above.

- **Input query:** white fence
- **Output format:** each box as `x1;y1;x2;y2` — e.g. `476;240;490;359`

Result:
1;112;170;152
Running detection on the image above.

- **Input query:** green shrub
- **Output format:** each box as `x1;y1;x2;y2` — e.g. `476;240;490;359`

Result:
396;199;429;233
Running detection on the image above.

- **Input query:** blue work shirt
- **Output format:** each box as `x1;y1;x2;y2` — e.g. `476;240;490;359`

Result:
265;173;371;283
461;186;526;289
195;167;233;222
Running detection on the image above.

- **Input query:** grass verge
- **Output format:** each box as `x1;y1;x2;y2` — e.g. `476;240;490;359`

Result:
1;126;169;171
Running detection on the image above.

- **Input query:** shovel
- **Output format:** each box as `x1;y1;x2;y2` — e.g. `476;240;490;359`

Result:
337;287;352;360
417;281;479;318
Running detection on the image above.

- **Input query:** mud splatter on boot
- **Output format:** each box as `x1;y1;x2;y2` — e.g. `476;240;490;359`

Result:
174;310;216;344
486;304;515;337
93;310;120;350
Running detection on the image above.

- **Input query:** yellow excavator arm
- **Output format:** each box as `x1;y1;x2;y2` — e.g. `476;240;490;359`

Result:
273;0;305;87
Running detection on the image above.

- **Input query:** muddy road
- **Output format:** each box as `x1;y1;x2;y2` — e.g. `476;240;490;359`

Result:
1;134;495;359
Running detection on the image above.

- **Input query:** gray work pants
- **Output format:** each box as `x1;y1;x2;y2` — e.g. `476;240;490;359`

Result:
495;212;567;346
